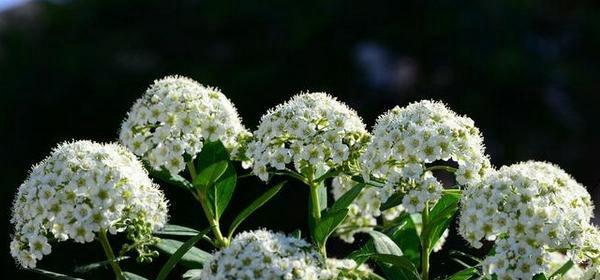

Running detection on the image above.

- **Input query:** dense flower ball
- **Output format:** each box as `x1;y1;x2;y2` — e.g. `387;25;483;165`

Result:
200;229;321;279
10;141;168;268
246;92;370;181
331;175;402;243
200;229;370;280
458;161;594;279
119;76;250;175
361;100;490;214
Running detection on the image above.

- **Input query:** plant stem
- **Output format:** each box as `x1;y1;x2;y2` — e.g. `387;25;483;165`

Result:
309;181;322;222
421;202;431;280
98;230;125;280
187;161;229;248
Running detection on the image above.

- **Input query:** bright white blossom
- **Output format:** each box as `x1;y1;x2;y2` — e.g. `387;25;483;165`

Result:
246;92;369;181
119;75;250;175
10;141;168;268
362;100;490;214
200;229;369;280
459;161;594;279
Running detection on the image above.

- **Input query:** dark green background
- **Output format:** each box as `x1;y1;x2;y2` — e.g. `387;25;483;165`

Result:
1;0;599;278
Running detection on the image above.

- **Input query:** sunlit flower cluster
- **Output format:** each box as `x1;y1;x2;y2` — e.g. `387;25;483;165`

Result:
10;141;168;268
200;229;321;279
246;93;370;181
361;100;490;214
331;175;402;243
459;161;594;279
119;75;250;175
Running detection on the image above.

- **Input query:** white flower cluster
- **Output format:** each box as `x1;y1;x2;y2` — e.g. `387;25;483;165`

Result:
246;93;369;181
200;229;369;280
331;175;402;243
200;229;321;279
119;76;249;175
458;161;594;279
10;141;168;268
583;265;600;280
361;100;490;214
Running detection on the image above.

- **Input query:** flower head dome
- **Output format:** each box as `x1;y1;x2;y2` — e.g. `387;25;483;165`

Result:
119;75;250;175
246;92;370;181
362;100;490;214
200;229;322;279
458;161;594;279
9;141;168;268
200;229;370;280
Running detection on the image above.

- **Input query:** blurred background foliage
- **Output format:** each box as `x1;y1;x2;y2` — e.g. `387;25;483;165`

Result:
1;0;599;278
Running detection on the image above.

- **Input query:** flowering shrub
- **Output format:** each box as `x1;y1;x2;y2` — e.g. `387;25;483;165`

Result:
9;75;599;280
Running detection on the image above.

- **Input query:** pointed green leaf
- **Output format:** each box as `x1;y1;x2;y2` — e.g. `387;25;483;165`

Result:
149;167;194;191
228;181;286;238
73;256;130;273
549;260;574;279
380;191;406;211
192;160;228;190
367;230;403;256
370;254;421;280
205;163;237;219
154;224;201;237
314;209;348;248
182;269;203;280
422;193;460;253
328;182;365;214
156;229;210;280
155;239;212;268
196;141;230;171
446;267;478;280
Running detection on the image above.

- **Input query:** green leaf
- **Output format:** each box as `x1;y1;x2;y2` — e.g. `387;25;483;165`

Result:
380;191;406;211
367;231;403;256
156;229;210;280
549;260;574;279
196;141;230;171
73;256;130;273
370;254;421;280
328;182;365;214
205;163;237;219
192;160;228;189
422;193;460;253
26;268;83;280
313;209;349;248
387;214;421;267
446;267;478;280
155;239;212;269
182;269;203;280
154;224;200;237
533;274;548;280
123;272;148;280
228;181;286;238
149;168;194;191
